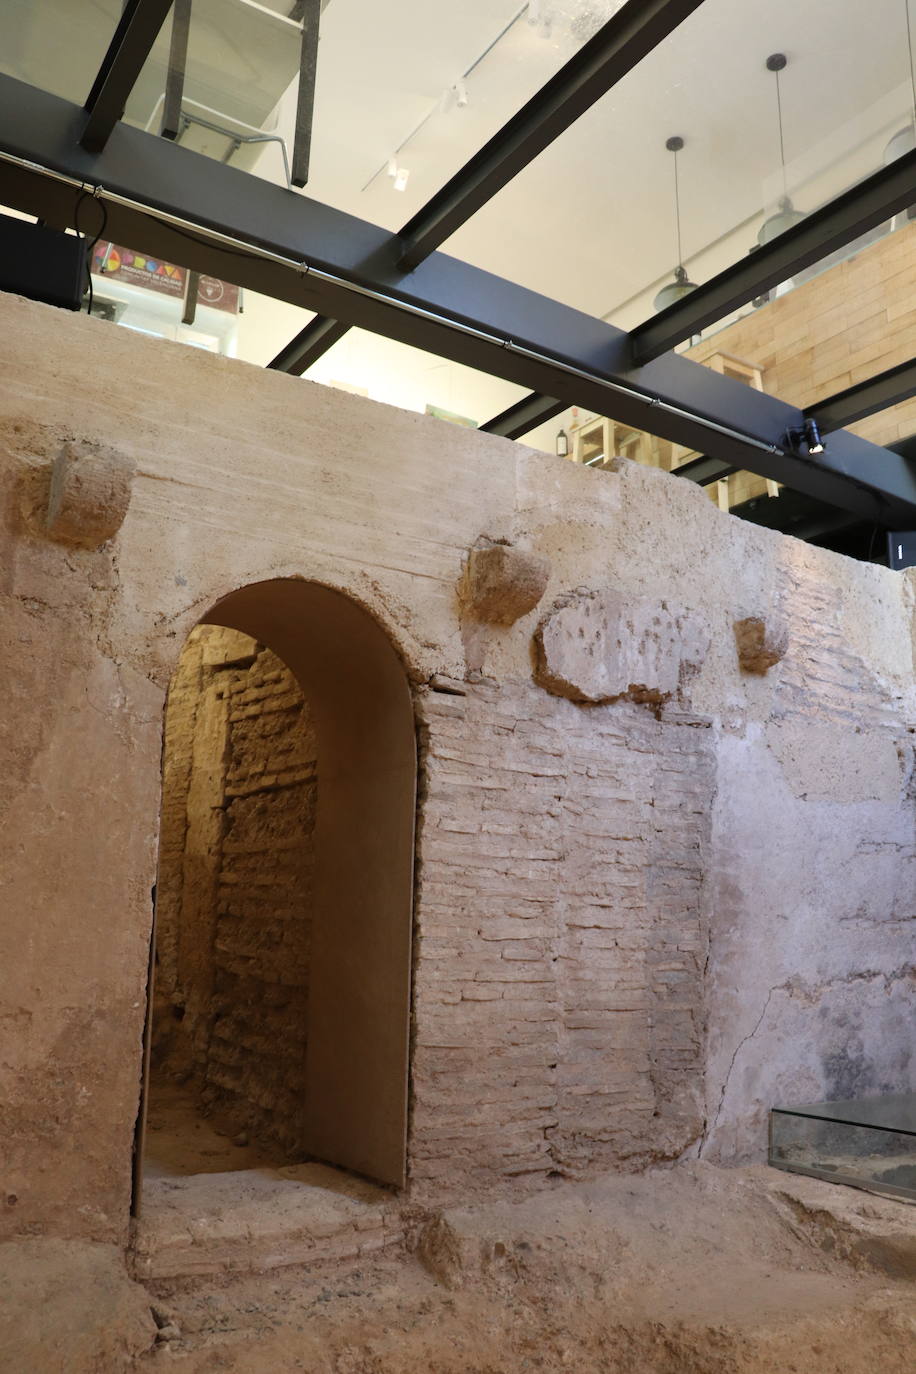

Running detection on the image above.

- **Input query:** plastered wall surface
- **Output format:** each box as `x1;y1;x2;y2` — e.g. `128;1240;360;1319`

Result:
0;291;913;1245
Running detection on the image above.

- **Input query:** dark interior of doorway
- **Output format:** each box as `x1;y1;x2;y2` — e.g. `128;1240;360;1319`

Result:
144;622;317;1181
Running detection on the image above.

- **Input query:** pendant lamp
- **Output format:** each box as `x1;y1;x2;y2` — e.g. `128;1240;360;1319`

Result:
884;124;916;164
758;54;806;245
653;136;698;312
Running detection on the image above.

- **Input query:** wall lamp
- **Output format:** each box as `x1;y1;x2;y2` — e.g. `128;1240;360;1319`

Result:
786;418;825;456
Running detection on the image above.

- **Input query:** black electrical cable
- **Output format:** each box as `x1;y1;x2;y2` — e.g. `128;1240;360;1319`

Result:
74;188;108;315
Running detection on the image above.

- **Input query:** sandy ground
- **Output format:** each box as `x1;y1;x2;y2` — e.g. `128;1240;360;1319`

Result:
143;1078;285;1179
3;1163;914;1373
130;1163;916;1374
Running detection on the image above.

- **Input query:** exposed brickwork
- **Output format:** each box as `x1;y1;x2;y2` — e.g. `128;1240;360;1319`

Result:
154;627;317;1159
409;680;715;1191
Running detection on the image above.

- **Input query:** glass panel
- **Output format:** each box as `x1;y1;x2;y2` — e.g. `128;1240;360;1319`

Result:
124;2;615;205
306;326;529;422
126;1;303;181
770;1094;916;1199
446;0;916;331
317;1;616;229
0;0;120;104
87;235;245;356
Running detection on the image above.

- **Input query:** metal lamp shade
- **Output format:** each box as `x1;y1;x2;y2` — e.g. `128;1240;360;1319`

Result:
884;125;916;165
653;266;697;312
757;197;806;245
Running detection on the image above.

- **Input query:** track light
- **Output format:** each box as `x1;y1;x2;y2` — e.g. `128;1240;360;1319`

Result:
454;79;469;108
393;167;409;192
786;418;825;455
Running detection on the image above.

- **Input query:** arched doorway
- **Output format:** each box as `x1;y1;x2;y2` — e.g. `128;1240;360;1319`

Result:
134;580;416;1210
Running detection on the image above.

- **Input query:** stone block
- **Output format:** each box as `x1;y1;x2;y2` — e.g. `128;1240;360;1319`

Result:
463;539;551;625
44;439;134;548
733;615;788;674
534;588;707;706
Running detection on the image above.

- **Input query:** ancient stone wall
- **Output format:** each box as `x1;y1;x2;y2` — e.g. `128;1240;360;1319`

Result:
153;625;316;1159
410;681;715;1189
0;291;912;1245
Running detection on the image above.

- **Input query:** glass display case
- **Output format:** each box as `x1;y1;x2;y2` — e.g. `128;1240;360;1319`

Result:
769;1093;916;1200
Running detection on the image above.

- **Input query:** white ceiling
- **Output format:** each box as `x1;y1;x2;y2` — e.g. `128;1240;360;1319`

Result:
296;0;916;324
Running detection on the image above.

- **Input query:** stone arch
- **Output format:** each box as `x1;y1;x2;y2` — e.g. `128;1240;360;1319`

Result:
142;577;417;1193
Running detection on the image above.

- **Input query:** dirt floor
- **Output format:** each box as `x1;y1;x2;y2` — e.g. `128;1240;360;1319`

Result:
146;1162;916;1373
3;1163;914;1373
143;1078;284;1179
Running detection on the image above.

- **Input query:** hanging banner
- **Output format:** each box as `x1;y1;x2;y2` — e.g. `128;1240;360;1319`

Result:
91;242;240;314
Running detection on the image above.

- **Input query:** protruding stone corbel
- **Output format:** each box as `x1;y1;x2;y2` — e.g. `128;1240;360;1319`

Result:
462;538;551;625
733;615;788;674
44;440;135;548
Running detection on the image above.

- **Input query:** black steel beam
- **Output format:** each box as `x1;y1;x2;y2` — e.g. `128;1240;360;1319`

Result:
481;393;565;439
671;454;737;486
3;76;916;525
270;316;350;374
630;148;916;363
271;0;706;374
397;0;707;271
291;0;321;188
807;357;916;433
160;0;191;141
82;0;175;153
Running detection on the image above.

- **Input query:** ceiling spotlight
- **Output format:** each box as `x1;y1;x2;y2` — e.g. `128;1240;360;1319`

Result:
786;417;825;455
758;54;806;245
454;78;469;108
393;167;410;192
386;158;398;179
653;136;698;313
804;418;824;454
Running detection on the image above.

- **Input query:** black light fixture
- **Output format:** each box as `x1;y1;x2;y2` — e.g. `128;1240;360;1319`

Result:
653;136;698;312
556;427;569;457
758;54;806;245
786;417;825;455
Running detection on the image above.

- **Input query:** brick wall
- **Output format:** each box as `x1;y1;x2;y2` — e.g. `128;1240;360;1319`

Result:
154;626;317;1158
410;678;715;1190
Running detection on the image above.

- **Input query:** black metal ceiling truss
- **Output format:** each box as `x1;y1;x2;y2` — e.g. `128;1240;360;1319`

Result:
806;357;916;433
3;0;916;533
160;0;191;142
270;315;350;375
1;75;915;523
481;393;566;440
629;149;916;363
291;0;322;188
269;0;706;374
395;0;707;271
82;0;175;154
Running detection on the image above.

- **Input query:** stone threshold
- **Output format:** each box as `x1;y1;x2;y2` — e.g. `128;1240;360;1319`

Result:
131;1163;402;1281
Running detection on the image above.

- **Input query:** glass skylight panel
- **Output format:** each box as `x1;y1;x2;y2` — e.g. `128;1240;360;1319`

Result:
441;0;916;331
